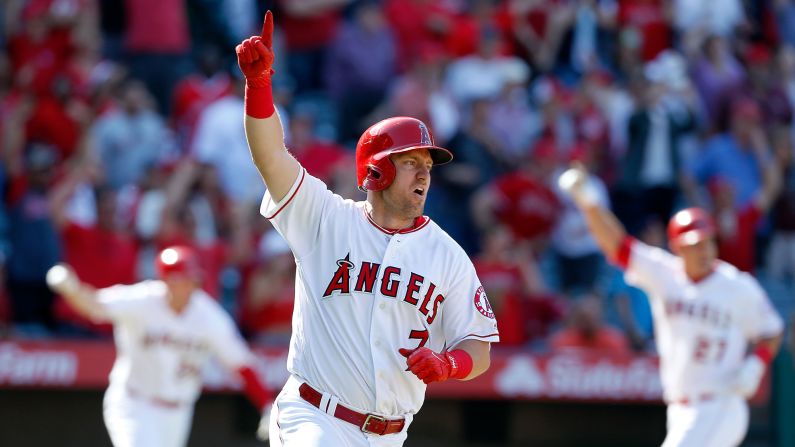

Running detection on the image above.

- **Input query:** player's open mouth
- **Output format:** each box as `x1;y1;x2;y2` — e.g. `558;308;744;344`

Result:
413;188;425;196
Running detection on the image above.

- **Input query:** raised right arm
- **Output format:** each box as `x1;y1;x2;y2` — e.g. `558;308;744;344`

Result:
238;11;300;202
558;164;628;261
46;264;109;323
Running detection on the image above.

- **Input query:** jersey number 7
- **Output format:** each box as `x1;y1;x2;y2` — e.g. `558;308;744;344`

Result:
408;329;429;349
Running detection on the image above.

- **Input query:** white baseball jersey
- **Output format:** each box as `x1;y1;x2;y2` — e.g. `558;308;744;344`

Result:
621;239;783;403
260;168;499;417
97;280;253;404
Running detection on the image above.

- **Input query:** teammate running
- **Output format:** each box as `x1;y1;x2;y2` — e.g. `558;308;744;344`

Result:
558;164;784;447
46;246;272;447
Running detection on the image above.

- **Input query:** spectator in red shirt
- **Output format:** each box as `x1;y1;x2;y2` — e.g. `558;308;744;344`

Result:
445;0;511;58
238;227;295;344
384;0;458;71
617;0;671;63
170;46;233;150
708;128;782;272
286;107;351;186
472;137;562;250
49;159;138;334
503;0;562;71
6;0;81;76
25;66;90;160
550;294;631;353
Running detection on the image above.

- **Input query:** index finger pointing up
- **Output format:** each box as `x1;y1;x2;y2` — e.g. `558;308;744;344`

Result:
261;10;273;49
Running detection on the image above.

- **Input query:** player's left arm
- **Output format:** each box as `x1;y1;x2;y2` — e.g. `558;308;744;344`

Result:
206;310;273;410
399;340;491;384
399;258;498;385
732;277;786;398
732;332;784;399
749;334;784;363
450;339;491;380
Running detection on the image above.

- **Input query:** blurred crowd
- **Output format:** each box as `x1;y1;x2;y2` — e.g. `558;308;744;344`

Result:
1;0;795;356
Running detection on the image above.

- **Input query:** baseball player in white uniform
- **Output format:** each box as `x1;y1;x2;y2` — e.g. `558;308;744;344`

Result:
558;164;784;447
236;11;499;447
45;246;273;447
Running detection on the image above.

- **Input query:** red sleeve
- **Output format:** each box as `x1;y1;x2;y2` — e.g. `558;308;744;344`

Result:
610;236;635;270
237;366;271;410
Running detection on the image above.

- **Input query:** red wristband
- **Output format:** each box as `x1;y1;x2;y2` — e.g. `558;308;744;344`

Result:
245;77;275;119
753;345;774;365
445;349;474;380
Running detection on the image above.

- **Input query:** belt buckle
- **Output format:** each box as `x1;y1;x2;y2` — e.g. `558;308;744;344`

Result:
361;414;387;434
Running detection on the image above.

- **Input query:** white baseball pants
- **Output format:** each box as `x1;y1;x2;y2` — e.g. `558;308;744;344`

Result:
103;385;194;447
662;395;748;447
269;376;412;447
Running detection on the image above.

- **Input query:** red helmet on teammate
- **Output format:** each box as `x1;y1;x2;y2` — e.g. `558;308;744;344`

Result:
155;246;201;279
667;207;716;249
355;117;453;192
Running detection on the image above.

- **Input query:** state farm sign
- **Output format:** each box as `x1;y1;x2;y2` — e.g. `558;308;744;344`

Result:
0;341;771;405
494;354;662;401
0;342;77;386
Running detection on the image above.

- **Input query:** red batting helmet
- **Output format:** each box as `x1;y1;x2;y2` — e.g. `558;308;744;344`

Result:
155;246;201;279
355;117;453;191
667;207;715;249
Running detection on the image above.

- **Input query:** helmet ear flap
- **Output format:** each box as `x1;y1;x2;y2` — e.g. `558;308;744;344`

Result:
361;157;396;192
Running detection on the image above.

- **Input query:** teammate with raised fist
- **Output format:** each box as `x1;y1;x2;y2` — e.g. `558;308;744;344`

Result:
237;10;498;447
46;246;272;447
558;164;784;447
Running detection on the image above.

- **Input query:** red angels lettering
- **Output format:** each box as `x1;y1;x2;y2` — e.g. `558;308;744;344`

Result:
323;254;354;297
473;286;495;319
354;262;381;293
403;273;424;305
418;282;436;315
380;266;401;297
426;294;445;324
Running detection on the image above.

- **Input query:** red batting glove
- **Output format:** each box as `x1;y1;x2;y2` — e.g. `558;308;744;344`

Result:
399;347;473;384
236;10;275;118
236;10;275;82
